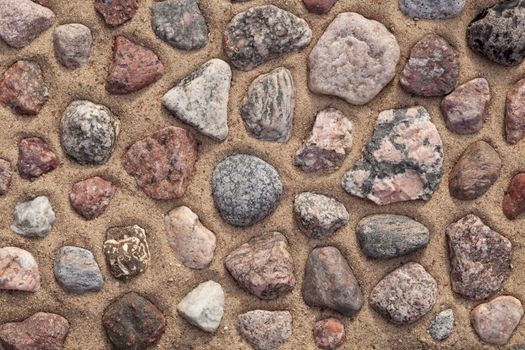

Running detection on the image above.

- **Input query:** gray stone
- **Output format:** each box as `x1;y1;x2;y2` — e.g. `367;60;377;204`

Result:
11;196;55;238
177;280;224;333
0;158;12;196
428;309;454;341
53;24;92;69
399;0;465;19
103;225;150;279
0;247;40;292
53;246;104;294
237;310;292;350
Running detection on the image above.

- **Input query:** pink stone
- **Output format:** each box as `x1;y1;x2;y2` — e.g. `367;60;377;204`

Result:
303;0;339;14
18;137;59;181
505;77;525;145
313;318;345;350
69;176;116;220
0;247;40;292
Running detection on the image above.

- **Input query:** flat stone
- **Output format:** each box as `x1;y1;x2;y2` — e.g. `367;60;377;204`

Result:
357;214;430;259
441;78;491;134
164;206;216;269
369;262;437;324
313;318;345;350
0;312;69;350
237;310;292;350
11;196;55;238
122;126;198;200
162;59;231;141
224;5;312;71
60;100;120;165
0;158;12;195
103;225;150;279
212;154;282;226
0;247;40;292
95;0;138;27
503;173;525;220
69;176;116;220
177;280;224;333
225;232;295;300
0;60;48;115
151;0;208;50
428;309;454;342
53;23;92;69
294;192;349;239
449;141;501;200
401;34;459;96
103;292;166;349
446;214;512;300
0;0;55;48
303;0;338;14
17;137;59;181
399;0;465;19
302;246;363;316
241;67;295;143
294;108;353;173
342;106;444;205
53;246;104;294
506;78;525;145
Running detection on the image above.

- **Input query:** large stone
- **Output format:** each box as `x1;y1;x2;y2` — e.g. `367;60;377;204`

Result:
53;246;104;294
11;196;55;238
0;247;40;292
94;0;138;27
342;106;444;205
399;0;465;19
506;78;525;145
18;137;59;181
313;318;345;350
237;310;292;350
0;158;12;195
428;309;454;342
309;12;399;105
53;23;92;69
177;280;224;333
224;5;312;71
503;173;525;220
303;0;338;14
294;192;348;239
69;176;116;220
103;225;150;279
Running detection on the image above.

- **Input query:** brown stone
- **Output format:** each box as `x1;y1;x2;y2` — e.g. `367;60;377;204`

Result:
313;318;345;350
0;247;40;292
69;176;116;220
18;137;59;181
303;0;339;14
503;173;525;220
94;0;138;27
0;158;12;195
506;77;525;145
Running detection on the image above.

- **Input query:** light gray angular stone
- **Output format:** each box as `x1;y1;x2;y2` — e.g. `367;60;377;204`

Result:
428;309;454;341
53;246;104;294
11;196;55;238
53;24;92;69
237;310;292;350
177;280;224;333
399;0;465;20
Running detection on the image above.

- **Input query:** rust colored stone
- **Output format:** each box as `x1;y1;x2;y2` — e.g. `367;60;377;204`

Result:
69;176;116;220
18;137;59;181
503;173;525;220
94;0;138;27
313;318;345;350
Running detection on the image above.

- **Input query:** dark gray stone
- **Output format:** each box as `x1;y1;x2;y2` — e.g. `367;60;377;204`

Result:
428;309;454;341
399;0;464;19
53;246;104;294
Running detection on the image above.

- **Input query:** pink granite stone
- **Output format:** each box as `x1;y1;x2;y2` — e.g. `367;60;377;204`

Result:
506;77;525;145
0;247;40;292
69;176;116;220
18;137;59;181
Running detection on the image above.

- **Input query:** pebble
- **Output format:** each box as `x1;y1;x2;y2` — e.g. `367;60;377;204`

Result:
428;309;454;342
449;141;501;200
225;232;295;300
17;137;59;181
441;78;491;134
342;106;444;205
164;206;216;270
0;312;69;349
309;12;399;105
162;59;231;141
446;214;512;300
241;67;295;143
0;247;40;292
0;60;49;115
177;280;224;333
471;296;524;345
103;292;166;349
356;214;430;259
399;0;465;19
0;158;12;195
224;5;312;71
103;225;150;279
302;246;363;316
60;100;121;165
503;173;525;220
122;126;198;200
212;154;282;226
11;196;55;238
294;192;349;239
53;24;92;69
506;78;525;145
294;108;353;173
94;0;138;27
237;310;292;350
151;0;208;50
69;176;116;220
468;1;525;66
313;318;345;350
369;262;437;324
0;0;55;48
401;34;459;96
53;246;104;294
303;0;338;14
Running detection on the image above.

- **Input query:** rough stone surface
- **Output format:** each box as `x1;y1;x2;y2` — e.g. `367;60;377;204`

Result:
313;318;345;350
177;280;224;333
104;225;150;279
53;23;92;69
303;0;338;14
69;176;116;220
0;158;11;195
11;196;55;238
237;310;292;350
162;59;231;141
399;0;465;19
428;309;454;342
0;247;40;292
225;232;295;300
357;214;430;259
308;12;400;105
400;34;459;96
449;141;501;200
294;192;349;239
122;126;198;200
60;100;121;165
369;262;438;324
95;0;138;27
151;0;208;50
342;106;444;205
506;78;525;145
212;154;282;226
446;214;512;300
241;67;295;143
302;246;363;316
18;137;59;181
224;5;312;71
503;173;525;220
53;246;104;294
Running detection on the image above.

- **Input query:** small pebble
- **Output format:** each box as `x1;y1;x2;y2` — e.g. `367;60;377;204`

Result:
503;173;525;220
103;225;150;279
94;0;138;27
313;318;345;350
53;23;92;69
11;196;55;238
303;0;338;14
428;309;454;342
53;246;104;294
399;0;465;19
17;137;59;181
177;280;224;333
237;310;292;350
0;158;12;195
69;176;116;220
506;77;525;145
0;247;40;292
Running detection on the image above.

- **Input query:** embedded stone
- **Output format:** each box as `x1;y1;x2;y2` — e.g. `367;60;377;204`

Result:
506;77;525;145
53;23;93;69
95;0;138;27
0;247;40;292
11;196;55;238
103;225;150;279
399;0;465;19
313;318;345;350
53;246;104;294
303;0;339;14
177;280;224;333
237;310;292;350
18;137;59;181
503;173;525;220
69;176;116;220
0;158;11;195
428;309;454;342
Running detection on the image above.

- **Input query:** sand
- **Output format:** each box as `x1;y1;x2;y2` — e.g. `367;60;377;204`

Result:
1;0;524;349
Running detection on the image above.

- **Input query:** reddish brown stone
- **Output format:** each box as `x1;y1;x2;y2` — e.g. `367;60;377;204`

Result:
0;60;48;115
503;173;525;220
106;35;164;94
313;318;345;350
69;176;116;220
94;0;138;27
17;137;59;181
0;158;12;195
303;0;338;14
122;126;198;200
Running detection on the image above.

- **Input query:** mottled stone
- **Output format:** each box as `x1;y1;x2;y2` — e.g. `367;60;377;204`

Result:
241;67;295;143
69;176;116;220
237;310;292;350
401;34;459;96
18;137;59;181
212;154;282;226
177;280;224;333
446;214;512;300
0;247;40;292
104;225;150;279
162;59;231;141
369;262;437;324
506;78;525;145
95;0;138;27
122;126;198;200
0;158;11;195
342;106;444;205
224;5;312;71
428;309;454;342
225;232;295;300
11;196;55;238
53;246;104;294
313;318;345;350
302;247;363;316
503;173;525;220
53;24;92;69
399;0;465;19
303;0;338;14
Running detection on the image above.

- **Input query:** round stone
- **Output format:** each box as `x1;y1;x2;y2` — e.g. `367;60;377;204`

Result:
53;23;92;69
428;309;454;342
53;246;104;294
313;318;345;350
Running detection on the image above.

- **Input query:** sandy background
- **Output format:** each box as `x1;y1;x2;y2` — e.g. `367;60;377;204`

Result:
1;0;525;349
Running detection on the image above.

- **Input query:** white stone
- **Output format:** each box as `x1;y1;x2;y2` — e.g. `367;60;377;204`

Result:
11;196;55;238
177;280;224;333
